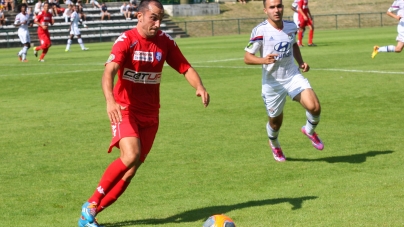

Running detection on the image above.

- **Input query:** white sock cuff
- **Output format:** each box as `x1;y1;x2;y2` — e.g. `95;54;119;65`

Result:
306;111;320;124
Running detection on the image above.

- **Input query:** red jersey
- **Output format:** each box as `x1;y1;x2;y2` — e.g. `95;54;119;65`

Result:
107;28;191;116
35;11;53;35
298;0;309;14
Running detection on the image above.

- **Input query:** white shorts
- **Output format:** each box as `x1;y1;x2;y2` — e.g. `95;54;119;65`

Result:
18;29;30;44
396;21;404;42
262;74;312;117
293;13;299;28
70;26;80;36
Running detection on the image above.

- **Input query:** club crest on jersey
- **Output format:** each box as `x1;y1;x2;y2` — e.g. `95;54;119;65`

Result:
134;51;154;62
106;54;115;63
155;52;162;62
288;33;294;40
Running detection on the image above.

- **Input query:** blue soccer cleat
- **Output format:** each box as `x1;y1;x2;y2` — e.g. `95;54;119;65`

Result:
81;202;98;223
78;215;104;227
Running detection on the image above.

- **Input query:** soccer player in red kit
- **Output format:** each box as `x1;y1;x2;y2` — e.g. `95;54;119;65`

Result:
297;0;315;47
77;0;210;226
33;2;54;62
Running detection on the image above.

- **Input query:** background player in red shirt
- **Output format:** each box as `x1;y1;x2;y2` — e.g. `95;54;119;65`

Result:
77;0;210;226
33;2;54;62
297;0;315;46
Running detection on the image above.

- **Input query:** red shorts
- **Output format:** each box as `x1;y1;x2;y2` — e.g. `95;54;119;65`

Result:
38;32;51;47
298;17;313;28
108;108;159;162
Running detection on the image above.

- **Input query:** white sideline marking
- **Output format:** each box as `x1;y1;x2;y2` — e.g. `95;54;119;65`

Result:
192;65;404;74
1;58;404;76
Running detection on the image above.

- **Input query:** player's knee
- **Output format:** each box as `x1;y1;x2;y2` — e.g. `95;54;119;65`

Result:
307;104;321;115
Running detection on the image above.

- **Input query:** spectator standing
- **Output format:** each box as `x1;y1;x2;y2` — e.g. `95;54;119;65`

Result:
14;3;32;62
65;4;88;51
372;0;404;58
77;0;210;226
244;0;323;162
0;7;5;28
297;0;315;46
100;2;110;20
33;2;54;62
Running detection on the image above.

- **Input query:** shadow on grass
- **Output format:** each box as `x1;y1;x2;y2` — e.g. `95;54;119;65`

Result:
103;196;317;226
287;150;394;163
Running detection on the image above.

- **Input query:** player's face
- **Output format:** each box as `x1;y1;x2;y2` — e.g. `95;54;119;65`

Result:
264;0;283;22
21;5;26;13
43;3;49;12
137;2;164;38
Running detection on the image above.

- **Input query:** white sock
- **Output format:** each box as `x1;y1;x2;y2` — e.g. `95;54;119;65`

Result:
66;39;72;50
78;38;85;49
266;122;280;148
378;45;395;53
22;46;28;60
304;111;320;135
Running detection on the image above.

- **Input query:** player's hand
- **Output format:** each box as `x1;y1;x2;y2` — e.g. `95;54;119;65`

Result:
263;54;278;64
196;86;210;107
107;101;125;124
300;63;310;72
42;25;48;30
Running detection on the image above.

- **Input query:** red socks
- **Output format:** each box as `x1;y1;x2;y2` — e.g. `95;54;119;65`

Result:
298;30;303;46
309;29;314;45
88;158;129;205
97;179;130;213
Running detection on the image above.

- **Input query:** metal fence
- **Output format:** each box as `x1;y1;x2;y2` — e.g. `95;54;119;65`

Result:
175;12;397;37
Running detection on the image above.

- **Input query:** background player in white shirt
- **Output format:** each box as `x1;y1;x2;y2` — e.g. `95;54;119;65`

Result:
14;3;32;62
291;0;299;28
372;0;404;58
65;4;88;51
244;0;323;162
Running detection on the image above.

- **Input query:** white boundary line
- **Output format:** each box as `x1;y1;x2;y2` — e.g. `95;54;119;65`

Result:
1;58;403;76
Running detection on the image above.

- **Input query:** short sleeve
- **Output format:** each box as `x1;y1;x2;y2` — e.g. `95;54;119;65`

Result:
244;26;263;55
163;32;191;74
106;32;131;66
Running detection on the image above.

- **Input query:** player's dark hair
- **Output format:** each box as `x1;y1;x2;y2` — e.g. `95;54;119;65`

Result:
18;3;28;12
138;0;163;13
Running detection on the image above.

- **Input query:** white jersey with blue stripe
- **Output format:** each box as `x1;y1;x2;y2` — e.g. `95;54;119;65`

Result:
245;20;300;86
389;0;404;22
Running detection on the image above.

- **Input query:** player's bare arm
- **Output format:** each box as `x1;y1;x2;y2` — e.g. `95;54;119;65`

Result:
293;43;310;72
387;11;401;21
102;62;123;123
244;52;278;65
184;67;210;107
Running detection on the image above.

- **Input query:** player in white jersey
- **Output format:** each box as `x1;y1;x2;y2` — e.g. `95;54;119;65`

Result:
244;0;323;162
290;0;299;28
14;4;33;62
65;4;88;52
372;0;404;58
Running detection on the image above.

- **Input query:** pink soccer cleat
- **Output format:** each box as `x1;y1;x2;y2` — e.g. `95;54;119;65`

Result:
269;140;286;162
301;126;324;150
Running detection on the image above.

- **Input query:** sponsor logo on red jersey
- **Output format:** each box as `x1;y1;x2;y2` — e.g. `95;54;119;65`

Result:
122;68;161;84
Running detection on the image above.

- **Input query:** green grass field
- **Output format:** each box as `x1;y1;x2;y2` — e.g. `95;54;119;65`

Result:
1;26;404;227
